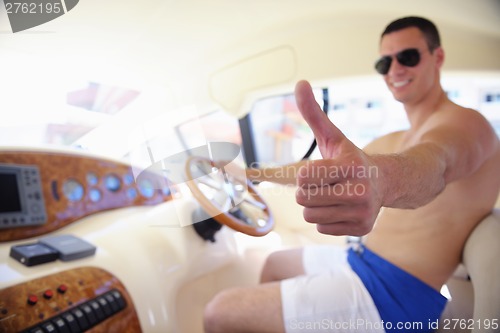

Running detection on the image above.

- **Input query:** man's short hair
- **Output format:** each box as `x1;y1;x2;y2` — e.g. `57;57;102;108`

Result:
381;16;441;52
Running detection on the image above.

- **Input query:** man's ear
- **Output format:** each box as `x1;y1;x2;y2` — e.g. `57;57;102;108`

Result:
435;46;445;69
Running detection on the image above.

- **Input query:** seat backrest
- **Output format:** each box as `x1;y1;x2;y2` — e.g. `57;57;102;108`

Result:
462;209;500;333
438;209;500;333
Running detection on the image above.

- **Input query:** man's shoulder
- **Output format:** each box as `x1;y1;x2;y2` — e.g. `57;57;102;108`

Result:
434;102;487;126
426;103;496;142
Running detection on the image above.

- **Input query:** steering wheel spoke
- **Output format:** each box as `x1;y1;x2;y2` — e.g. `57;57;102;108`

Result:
242;196;267;210
198;176;223;191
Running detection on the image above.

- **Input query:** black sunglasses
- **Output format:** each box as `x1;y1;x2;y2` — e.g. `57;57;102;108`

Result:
374;48;421;75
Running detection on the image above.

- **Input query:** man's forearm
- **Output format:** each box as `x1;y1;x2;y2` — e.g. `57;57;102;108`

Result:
373;143;447;209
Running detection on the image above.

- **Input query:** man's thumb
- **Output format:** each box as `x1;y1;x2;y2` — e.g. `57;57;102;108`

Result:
295;80;345;153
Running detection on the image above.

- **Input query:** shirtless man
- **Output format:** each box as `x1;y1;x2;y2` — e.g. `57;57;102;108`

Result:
204;16;500;333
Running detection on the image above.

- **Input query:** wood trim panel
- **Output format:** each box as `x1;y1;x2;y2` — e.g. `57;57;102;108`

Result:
0;150;174;242
0;266;142;332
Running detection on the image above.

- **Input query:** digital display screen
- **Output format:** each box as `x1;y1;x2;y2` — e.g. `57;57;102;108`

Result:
0;172;23;213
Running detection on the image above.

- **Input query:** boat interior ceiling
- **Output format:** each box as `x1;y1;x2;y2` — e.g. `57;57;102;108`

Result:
1;0;500;120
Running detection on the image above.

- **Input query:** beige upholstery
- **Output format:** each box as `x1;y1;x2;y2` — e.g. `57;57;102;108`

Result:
438;209;500;332
463;209;500;332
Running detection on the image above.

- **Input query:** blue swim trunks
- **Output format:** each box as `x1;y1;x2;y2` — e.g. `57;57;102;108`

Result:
347;244;447;333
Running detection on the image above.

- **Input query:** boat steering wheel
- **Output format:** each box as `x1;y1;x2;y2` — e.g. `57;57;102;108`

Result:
185;156;274;237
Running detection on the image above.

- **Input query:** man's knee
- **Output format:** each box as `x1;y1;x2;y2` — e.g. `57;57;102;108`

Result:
260;251;282;282
204;283;284;333
260;249;304;283
204;288;240;333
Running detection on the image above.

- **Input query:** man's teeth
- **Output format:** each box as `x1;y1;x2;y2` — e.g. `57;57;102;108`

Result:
393;80;410;88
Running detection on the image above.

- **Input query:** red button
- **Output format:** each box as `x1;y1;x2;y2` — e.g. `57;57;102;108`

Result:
57;284;68;294
27;294;38;305
43;290;54;299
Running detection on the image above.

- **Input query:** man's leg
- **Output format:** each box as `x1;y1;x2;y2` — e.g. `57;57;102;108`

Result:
204;282;284;333
204;248;305;333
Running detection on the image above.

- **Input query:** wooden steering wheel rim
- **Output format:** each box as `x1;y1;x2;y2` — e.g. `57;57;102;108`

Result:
185;156;274;236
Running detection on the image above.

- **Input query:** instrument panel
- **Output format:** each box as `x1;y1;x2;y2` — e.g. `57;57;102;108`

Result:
0;149;175;242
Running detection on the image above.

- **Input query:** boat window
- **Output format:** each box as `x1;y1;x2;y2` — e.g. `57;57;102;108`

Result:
315;74;500;156
241;90;324;167
477;89;500;138
323;77;409;151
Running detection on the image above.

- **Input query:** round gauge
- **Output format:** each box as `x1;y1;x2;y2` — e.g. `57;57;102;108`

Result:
127;188;138;200
89;188;102;202
86;172;99;186
62;179;84;202
138;178;155;198
123;173;134;185
104;174;121;192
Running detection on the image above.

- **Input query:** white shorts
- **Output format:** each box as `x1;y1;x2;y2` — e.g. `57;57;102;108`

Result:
281;245;385;333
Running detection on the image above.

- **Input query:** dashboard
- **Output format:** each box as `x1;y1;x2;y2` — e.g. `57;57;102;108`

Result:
0;149;174;242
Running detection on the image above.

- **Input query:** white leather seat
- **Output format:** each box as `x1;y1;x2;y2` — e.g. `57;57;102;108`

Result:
438;209;500;333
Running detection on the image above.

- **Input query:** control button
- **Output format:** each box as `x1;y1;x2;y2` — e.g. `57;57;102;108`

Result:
79;303;98;327
43;290;54;300
104;292;119;313
52;317;71;333
110;289;126;309
57;284;68;294
30;203;41;214
40;321;58;333
88;300;105;321
70;308;90;331
61;312;80;333
97;296;112;317
33;191;41;200
27;294;38;305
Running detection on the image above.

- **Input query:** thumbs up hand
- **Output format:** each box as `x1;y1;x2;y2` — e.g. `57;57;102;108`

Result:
294;80;383;236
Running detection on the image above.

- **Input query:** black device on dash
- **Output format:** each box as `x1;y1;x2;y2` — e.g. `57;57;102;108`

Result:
10;243;59;266
39;234;96;261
